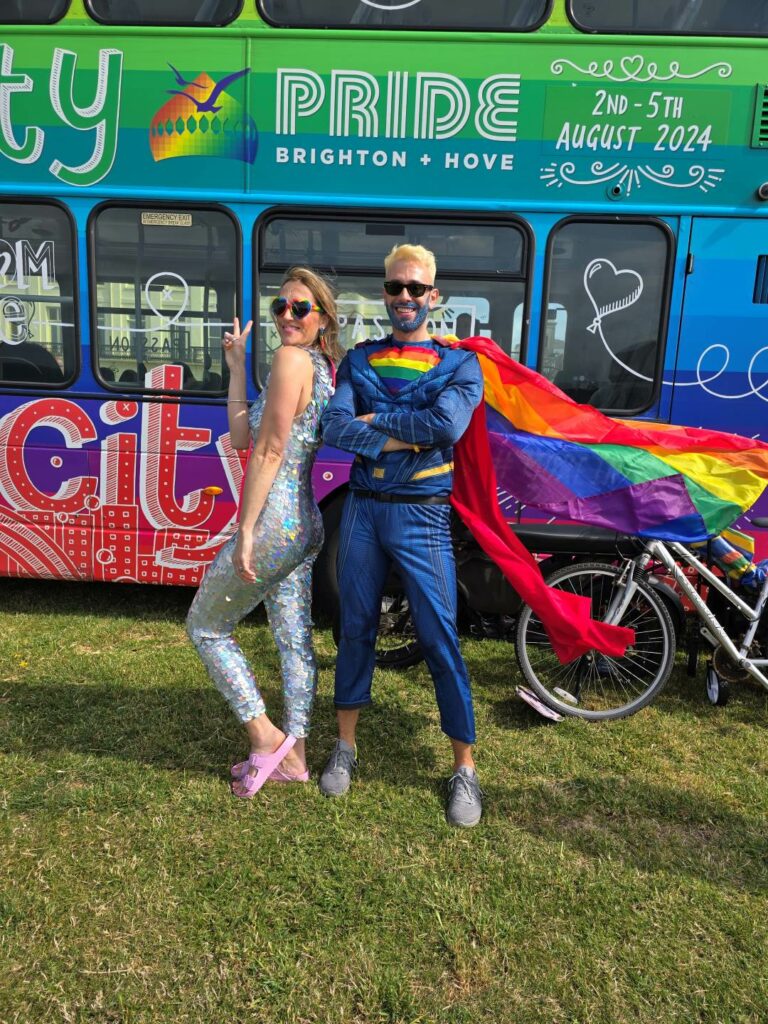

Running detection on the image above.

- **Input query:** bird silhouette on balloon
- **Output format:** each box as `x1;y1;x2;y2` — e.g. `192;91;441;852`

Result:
166;65;250;113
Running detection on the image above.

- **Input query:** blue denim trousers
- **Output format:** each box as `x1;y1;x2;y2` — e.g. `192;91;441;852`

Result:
334;493;476;744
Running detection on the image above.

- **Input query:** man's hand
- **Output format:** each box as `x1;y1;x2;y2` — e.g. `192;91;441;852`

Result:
381;436;420;452
356;412;375;424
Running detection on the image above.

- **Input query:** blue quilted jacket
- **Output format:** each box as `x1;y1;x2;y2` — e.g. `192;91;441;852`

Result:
321;337;484;496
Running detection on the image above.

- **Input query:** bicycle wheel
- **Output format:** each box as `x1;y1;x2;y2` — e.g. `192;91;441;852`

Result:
515;561;676;721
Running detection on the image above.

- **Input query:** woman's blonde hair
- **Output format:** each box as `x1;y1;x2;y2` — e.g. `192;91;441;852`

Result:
384;244;437;284
280;265;345;365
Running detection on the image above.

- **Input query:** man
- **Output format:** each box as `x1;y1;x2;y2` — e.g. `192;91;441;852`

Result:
319;243;485;827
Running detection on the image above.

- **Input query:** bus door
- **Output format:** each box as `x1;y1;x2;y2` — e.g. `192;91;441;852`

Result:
672;218;768;440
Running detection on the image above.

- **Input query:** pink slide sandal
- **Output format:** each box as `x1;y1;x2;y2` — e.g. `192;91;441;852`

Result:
231;735;297;798
231;742;308;784
231;756;309;784
268;763;310;784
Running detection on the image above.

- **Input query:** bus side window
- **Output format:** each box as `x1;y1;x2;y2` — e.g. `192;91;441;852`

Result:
540;218;673;414
91;205;240;395
0;0;69;23
261;0;550;30
0;202;77;389
569;0;768;35
86;0;240;24
256;213;530;386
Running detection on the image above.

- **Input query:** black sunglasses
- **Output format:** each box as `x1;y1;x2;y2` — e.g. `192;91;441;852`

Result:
383;279;433;298
270;297;324;319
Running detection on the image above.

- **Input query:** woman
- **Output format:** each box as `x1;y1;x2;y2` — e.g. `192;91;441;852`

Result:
187;267;342;798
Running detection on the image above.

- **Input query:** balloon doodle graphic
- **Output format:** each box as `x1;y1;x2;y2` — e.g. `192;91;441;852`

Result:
584;259;643;334
145;272;190;326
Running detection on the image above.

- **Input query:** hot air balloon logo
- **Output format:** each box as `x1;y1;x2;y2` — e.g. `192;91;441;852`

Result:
149;63;257;165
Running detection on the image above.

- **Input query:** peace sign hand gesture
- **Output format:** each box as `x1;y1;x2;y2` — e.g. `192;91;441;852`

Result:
222;316;253;372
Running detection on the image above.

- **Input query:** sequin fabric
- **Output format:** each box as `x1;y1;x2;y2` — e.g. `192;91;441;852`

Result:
187;348;334;734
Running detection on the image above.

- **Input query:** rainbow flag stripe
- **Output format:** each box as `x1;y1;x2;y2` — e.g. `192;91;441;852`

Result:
459;337;768;543
368;344;441;394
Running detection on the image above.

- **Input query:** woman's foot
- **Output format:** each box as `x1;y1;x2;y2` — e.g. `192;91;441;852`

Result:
231;732;297;799
231;736;307;782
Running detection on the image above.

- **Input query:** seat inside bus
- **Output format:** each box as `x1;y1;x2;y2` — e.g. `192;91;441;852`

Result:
0;342;64;385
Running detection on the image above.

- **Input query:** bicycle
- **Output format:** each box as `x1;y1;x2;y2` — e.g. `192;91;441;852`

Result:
331;518;688;674
515;518;768;721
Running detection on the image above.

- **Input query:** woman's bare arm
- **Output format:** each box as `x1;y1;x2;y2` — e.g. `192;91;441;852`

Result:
233;345;313;580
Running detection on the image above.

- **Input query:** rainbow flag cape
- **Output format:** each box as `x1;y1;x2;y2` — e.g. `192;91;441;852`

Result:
447;337;768;664
462;336;768;543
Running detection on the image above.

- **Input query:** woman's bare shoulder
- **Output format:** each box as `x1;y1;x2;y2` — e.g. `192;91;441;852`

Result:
271;345;314;370
269;344;315;381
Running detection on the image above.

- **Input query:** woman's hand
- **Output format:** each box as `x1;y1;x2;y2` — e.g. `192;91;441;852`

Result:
232;530;256;583
223;317;253;373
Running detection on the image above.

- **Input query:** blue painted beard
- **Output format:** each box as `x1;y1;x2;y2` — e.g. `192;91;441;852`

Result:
386;299;431;334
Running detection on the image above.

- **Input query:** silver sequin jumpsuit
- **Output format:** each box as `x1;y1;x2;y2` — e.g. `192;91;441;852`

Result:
187;347;334;736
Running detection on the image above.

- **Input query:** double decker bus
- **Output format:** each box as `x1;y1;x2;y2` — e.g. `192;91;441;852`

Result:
1;0;767;596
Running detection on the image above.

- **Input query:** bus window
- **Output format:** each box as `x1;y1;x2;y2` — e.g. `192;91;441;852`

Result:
260;0;552;31
87;0;241;25
91;206;239;393
0;202;77;388
256;214;529;382
1;0;69;21
569;0;768;36
541;219;672;413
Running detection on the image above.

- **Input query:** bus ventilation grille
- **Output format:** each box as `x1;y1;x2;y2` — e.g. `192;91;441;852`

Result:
751;85;768;148
753;256;768;304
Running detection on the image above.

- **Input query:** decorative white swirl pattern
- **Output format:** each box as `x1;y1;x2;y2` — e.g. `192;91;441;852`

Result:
540;160;724;194
550;55;732;82
673;344;768;402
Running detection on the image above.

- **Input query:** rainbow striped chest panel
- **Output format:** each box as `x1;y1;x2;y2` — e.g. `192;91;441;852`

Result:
354;338;465;411
366;342;441;395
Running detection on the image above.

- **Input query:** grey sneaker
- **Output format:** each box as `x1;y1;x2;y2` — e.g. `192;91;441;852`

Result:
445;767;483;827
319;739;358;797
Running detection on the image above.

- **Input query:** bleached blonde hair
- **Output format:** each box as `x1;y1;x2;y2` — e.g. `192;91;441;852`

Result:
384;244;437;284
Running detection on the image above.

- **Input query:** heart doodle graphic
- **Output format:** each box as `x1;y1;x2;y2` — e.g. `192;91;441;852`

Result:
619;55;646;79
584;258;644;334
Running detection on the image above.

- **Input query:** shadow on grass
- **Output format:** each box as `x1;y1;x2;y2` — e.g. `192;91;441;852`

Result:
2;576;194;622
0;681;436;787
486;773;768;895
0;577;337;627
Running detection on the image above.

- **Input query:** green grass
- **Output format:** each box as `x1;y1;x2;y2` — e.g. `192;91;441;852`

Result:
1;578;767;1024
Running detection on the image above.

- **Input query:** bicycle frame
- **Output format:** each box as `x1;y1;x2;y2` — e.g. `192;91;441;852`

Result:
606;541;768;691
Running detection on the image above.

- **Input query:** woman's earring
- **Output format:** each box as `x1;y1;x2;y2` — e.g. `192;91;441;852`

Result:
318;326;327;348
